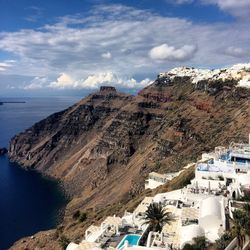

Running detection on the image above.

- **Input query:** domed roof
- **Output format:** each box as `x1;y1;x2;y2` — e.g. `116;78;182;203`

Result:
238;172;250;186
180;225;205;248
200;197;221;219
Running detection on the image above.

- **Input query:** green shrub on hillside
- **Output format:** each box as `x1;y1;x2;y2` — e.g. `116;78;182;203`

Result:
59;235;70;250
72;210;81;220
79;212;87;222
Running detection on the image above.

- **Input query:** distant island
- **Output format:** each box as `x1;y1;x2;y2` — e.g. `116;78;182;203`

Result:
0;101;26;105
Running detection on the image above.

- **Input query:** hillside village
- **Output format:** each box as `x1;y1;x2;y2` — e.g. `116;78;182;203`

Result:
2;0;250;248
8;63;250;250
66;135;250;250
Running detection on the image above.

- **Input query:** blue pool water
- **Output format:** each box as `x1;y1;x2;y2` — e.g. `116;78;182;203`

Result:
219;152;230;161
117;234;141;250
0;97;80;249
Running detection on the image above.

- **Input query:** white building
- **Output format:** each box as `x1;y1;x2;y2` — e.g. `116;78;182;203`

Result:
191;140;250;200
133;197;153;228
153;189;226;245
180;225;205;248
145;172;179;190
66;241;101;250
199;197;225;242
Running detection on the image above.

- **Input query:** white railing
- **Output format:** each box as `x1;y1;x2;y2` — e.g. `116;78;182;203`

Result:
231;152;250;160
224;237;237;250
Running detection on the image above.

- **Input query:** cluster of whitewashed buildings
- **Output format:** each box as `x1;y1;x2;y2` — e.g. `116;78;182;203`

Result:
67;135;250;250
158;63;250;88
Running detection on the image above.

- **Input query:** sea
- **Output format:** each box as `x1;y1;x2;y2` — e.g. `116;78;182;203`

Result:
0;97;80;250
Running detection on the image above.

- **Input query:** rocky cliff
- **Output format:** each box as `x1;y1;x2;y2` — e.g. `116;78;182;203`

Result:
9;65;250;249
0;147;7;155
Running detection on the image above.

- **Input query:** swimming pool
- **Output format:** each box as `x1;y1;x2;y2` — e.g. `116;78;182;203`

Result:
116;234;141;250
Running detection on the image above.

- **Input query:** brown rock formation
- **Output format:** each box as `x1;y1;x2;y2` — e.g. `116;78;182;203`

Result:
9;77;250;248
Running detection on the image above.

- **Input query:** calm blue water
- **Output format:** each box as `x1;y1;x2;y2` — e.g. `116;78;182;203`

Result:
0;97;80;250
117;234;141;249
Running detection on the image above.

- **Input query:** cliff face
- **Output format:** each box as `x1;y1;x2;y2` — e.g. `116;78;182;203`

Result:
9;69;250;248
9;78;250;205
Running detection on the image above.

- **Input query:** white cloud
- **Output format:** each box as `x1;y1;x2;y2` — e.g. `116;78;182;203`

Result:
0;63;10;71
24;76;49;89
201;0;250;18
224;46;247;58
77;72;152;89
149;43;197;61
48;72;152;90
76;72;115;89
168;0;194;4
167;0;250;18
177;0;193;3
23;71;152;91
101;52;112;59
49;73;75;89
0;4;250;92
0;60;15;72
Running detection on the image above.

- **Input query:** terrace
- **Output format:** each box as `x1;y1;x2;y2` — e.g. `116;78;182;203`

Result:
161;206;181;249
145;172;179;190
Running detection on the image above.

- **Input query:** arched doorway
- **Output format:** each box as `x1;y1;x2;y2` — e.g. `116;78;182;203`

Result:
232;191;236;199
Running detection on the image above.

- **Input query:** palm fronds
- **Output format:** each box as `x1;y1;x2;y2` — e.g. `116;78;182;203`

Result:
142;202;174;232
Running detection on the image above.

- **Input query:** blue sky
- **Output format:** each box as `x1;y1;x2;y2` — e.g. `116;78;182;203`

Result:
0;0;250;95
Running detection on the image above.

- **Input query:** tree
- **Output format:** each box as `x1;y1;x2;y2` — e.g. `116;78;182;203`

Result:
72;210;87;222
182;243;195;250
79;212;87;222
182;236;208;250
232;209;245;250
192;236;208;250
215;232;233;250
143;203;174;232
242;203;250;236
242;202;250;213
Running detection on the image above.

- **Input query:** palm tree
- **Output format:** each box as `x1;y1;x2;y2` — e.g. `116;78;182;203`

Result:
242;202;250;213
215;232;233;250
232;209;245;249
143;202;174;232
232;202;250;249
239;202;250;245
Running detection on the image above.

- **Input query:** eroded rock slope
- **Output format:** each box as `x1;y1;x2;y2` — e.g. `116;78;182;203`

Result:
9;65;250;249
